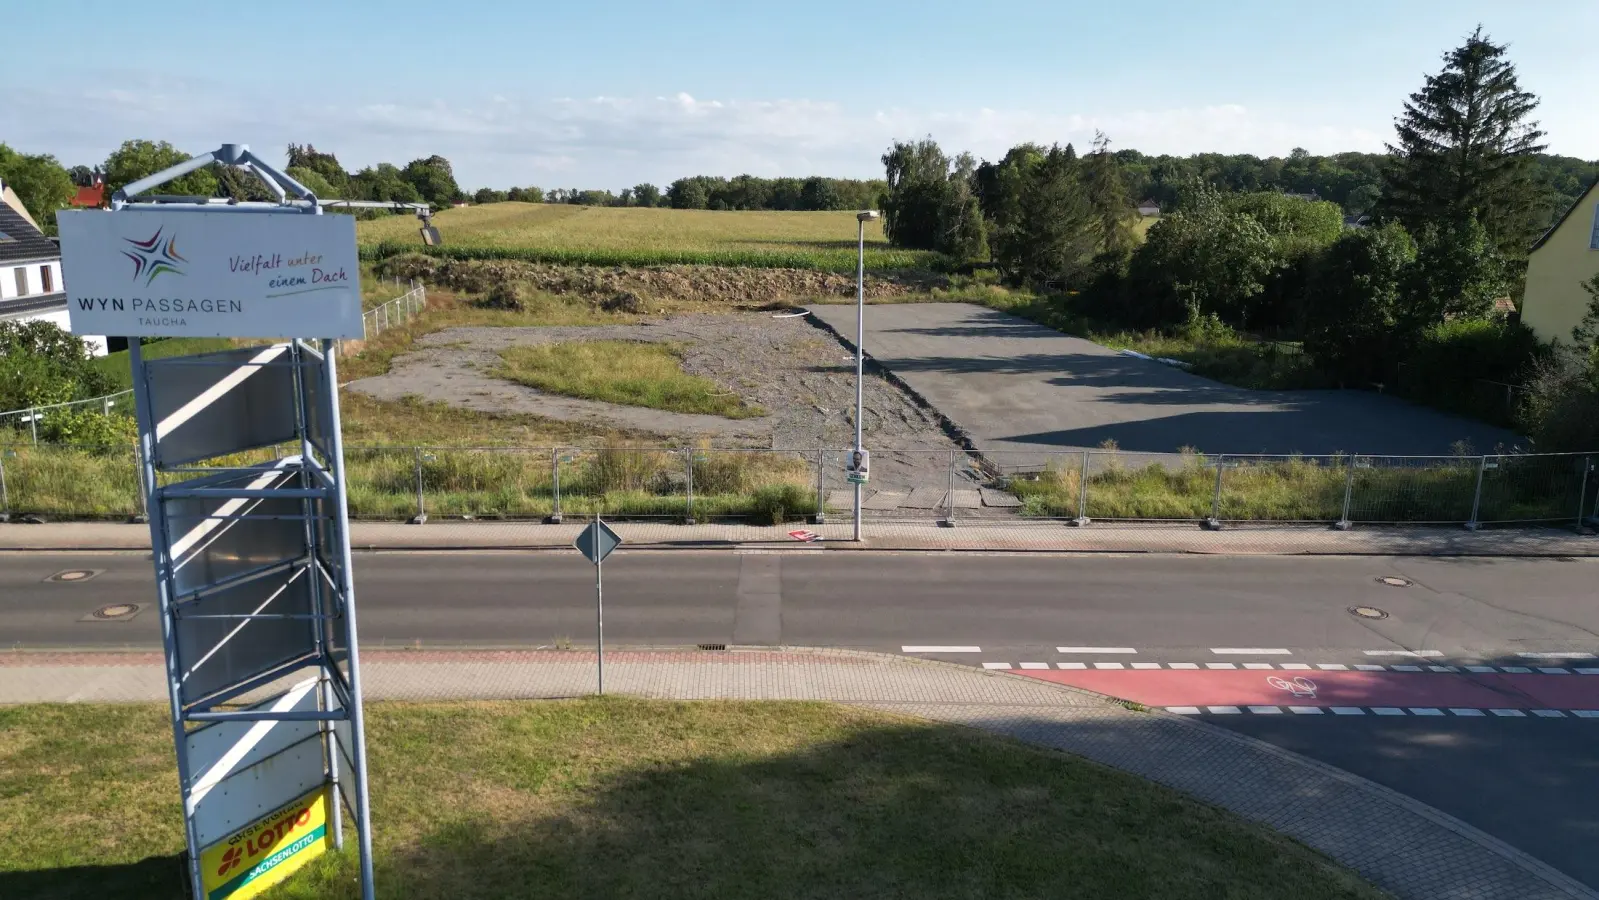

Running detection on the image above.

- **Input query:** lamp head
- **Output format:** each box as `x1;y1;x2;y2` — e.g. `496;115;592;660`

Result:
857;210;880;222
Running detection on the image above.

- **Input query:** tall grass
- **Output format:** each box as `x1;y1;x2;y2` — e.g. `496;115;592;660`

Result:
494;342;763;419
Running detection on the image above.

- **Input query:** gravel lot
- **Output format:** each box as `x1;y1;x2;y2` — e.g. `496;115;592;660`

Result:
344;313;962;488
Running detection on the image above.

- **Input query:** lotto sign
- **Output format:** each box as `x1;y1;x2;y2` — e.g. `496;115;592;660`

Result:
199;787;331;900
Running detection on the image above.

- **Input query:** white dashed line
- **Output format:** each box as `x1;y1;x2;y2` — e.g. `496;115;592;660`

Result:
1517;651;1596;659
1501;666;1532;674
1450;708;1486;717
1018;662;1050;670
1211;648;1292;655
1490;709;1526;717
1243;663;1276;670
1279;663;1314;671
902;646;981;653
981;662;1012;670
1288;706;1324;714
1536;668;1571;675
1167;705;1598;718
1168;662;1200;670
1167;706;1203;715
1131;662;1163;670
1532;709;1566;718
1093;662;1126;670
1207;706;1242;714
1409;708;1445;716
1579;668;1599;675
1056;662;1087;670
1373;707;1407;716
1316;663;1349;671
1574;710;1599;718
1204;662;1238;670
1426;666;1458;673
1464;666;1497;673
1391;665;1423;672
1331;707;1366;715
1056;647;1137;654
1364;649;1444;658
1247;706;1283;714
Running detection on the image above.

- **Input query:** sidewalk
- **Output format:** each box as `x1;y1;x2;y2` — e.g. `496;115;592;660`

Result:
2;647;1592;900
2;518;1595;555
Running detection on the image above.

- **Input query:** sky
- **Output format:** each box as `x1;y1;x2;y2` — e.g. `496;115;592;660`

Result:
4;0;1596;192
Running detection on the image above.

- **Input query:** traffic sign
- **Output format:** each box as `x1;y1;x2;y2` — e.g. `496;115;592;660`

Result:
574;519;622;565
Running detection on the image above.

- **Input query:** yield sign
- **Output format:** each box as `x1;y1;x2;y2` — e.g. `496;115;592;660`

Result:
574;519;622;564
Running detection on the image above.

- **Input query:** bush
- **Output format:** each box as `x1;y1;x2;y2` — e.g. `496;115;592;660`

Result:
1398;319;1543;426
37;410;137;447
748;483;813;525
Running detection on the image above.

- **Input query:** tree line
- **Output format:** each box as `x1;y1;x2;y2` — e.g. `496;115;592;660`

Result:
877;27;1598;449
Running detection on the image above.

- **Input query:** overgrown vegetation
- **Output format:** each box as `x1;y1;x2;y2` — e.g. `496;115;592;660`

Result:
0;700;1386;900
494;341;763;419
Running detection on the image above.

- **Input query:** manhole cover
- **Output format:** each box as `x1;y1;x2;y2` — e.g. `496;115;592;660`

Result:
47;569;103;584
89;603;140;620
1377;576;1412;587
1349;606;1390;620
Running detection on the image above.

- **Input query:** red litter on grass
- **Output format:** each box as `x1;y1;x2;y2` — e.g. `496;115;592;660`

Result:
788;530;821;543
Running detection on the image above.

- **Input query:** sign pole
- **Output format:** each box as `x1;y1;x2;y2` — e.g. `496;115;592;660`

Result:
595;515;605;695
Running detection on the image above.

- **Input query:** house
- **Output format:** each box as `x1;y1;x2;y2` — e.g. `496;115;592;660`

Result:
70;170;105;208
1342;214;1371;229
1520;178;1599;345
0;178;106;355
1136;199;1160;217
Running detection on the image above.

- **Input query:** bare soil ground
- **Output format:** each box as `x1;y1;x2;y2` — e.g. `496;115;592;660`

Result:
344;313;961;488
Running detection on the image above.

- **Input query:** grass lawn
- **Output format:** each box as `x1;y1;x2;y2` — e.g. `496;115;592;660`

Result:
357;204;941;271
495;341;763;419
0;699;1386;900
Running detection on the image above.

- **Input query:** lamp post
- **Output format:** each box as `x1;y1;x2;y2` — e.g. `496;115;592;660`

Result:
853;210;879;542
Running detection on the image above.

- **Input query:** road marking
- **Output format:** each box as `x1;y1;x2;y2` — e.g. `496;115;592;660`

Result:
1579;669;1599;675
1574;710;1599;718
1316;663;1349;671
1490;709;1526;717
1056;662;1087;669
1018;662;1050;670
1207;706;1242;714
902;646;981;653
1364;649;1444;658
1168;662;1200;669
1536;668;1571;675
1354;664;1387;671
1211;648;1292;655
1518;651;1596;659
1501;666;1532;673
1167;706;1203;715
1373;707;1406;716
1391;665;1423;672
1056;647;1137;654
1289;706;1324;714
1247;705;1283;714
1450;708;1486;716
1426;666;1458;673
1280;663;1313;671
1243;663;1275;670
1410;708;1445;716
981;662;1012;670
1532;709;1566;718
1093;662;1126;670
1464;666;1497;673
1331;707;1366;715
1131;662;1163;670
1205;662;1238;670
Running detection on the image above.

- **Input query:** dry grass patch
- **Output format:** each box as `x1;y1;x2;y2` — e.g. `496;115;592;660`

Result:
494;341;763;419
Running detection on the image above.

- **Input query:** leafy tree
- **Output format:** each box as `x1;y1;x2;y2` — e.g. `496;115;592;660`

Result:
1123;185;1280;327
991;145;1094;286
506;186;544;203
401;155;461;209
0;144;74;234
68;164;95;186
212;165;277;202
799;176;841;211
1302;223;1418;383
1082;132;1136;255
935;153;987;260
1402;218;1508;324
102;140;217;201
285;144;349;193
1345;183;1382;217
881;137;954;250
473;188;508;204
631;183;661;208
0;320;116;414
349;164;421;203
285;166;337;198
668;178;709;209
1380;26;1546;256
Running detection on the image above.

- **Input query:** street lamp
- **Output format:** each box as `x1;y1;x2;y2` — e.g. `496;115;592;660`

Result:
851;210;880;542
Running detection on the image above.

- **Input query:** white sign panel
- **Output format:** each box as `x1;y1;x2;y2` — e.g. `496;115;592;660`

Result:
57;209;364;339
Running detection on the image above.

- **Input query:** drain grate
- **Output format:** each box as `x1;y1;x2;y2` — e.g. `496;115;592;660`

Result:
1377;576;1412;587
1349;605;1389;620
697;643;728;651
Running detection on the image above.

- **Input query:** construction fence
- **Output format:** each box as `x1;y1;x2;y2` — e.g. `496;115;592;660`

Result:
3;444;1596;532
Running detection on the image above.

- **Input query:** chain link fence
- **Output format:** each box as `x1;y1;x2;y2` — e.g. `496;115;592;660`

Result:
3;442;1596;531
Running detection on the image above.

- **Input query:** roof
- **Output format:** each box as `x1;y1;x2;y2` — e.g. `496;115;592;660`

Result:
0;191;61;266
70;184;105;208
1531;177;1599;253
0;291;67;319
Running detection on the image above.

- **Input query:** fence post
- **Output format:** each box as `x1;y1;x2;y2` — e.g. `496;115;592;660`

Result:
0;450;9;524
1576;455;1591;533
684;448;695;525
131;441;148;524
410;448;427;525
29;408;38;445
1204;455;1225;529
1336;455;1356;530
1465;455;1488;531
813;448;826;525
940;449;957;528
1074;449;1091;526
549;448;563;524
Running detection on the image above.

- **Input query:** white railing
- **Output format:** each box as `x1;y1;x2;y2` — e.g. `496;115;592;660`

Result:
358;281;426;346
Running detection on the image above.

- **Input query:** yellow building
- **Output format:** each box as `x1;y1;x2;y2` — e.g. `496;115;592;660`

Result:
1521;179;1599;344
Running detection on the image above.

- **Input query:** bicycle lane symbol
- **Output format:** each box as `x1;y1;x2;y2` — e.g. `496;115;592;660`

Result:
1267;675;1318;699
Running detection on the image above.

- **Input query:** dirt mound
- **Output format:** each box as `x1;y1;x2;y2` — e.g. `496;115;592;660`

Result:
374;255;943;308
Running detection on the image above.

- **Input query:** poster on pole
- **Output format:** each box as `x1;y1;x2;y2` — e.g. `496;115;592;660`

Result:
57;209;364;339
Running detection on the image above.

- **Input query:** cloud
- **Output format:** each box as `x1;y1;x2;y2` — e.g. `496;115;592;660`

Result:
0;74;1388;190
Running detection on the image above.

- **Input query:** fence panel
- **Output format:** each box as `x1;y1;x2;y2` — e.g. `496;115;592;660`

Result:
414;447;554;520
1346;456;1479;524
0;391;137;445
985;450;1083;520
0;443;141;519
842;449;955;521
1476;453;1591;526
1218;455;1347;523
1084;450;1214;521
690;448;817;523
556;447;689;519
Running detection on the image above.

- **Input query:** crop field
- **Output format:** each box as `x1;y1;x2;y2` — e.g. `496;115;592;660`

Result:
357;203;942;270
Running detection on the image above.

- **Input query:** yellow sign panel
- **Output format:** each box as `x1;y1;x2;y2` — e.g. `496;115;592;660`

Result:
199;787;331;900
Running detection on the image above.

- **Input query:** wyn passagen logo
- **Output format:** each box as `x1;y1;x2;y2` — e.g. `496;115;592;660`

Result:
122;227;187;286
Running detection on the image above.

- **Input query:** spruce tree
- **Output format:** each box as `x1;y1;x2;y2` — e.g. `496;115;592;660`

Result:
1381;26;1546;256
1083;132;1136;255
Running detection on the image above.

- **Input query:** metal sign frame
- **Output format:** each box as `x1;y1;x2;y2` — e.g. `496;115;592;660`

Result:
81;144;378;900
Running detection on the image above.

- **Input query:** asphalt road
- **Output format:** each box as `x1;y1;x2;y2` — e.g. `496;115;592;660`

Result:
5;550;1598;886
806;302;1519;457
